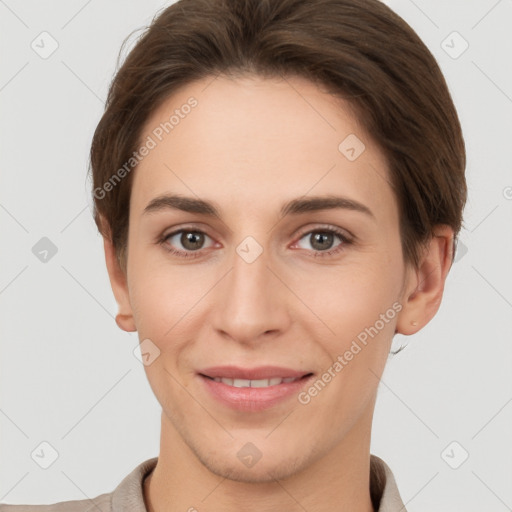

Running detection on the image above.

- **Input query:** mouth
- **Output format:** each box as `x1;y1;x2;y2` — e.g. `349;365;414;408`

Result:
196;366;316;411
197;365;314;384
199;373;314;388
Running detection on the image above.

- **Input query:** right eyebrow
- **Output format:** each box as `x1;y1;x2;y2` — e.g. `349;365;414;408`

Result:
143;194;219;216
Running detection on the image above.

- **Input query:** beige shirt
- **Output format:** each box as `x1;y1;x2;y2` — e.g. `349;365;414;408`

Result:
0;454;407;511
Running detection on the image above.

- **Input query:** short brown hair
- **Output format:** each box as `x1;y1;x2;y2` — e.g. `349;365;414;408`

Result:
89;0;467;270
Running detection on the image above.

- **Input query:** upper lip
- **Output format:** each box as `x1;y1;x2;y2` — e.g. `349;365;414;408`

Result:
198;366;313;380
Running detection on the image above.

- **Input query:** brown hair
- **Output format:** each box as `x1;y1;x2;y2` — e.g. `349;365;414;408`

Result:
89;0;467;271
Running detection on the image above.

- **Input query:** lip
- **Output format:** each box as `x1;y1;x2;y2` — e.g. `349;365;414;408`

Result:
197;365;311;380
196;366;315;412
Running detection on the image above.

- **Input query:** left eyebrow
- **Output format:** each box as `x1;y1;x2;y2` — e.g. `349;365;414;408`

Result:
280;195;375;219
142;193;375;220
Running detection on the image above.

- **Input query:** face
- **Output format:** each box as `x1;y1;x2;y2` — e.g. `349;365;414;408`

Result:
114;74;417;482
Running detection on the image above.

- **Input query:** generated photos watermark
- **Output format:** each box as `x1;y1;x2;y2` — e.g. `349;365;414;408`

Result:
93;96;198;200
298;301;403;405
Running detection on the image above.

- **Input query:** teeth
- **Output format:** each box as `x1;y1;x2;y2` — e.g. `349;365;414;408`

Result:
212;376;300;387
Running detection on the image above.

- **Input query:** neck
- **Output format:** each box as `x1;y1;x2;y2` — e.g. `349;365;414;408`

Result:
144;405;376;512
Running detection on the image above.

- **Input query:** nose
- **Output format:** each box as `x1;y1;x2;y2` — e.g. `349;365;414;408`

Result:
210;238;291;346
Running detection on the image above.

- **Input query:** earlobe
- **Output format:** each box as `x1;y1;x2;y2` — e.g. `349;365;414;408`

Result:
395;225;454;336
115;312;136;332
103;235;137;333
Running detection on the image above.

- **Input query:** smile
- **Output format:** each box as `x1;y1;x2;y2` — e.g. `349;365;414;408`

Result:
205;376;302;387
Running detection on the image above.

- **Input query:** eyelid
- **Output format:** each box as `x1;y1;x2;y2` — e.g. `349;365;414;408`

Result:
158;222;355;259
293;223;354;242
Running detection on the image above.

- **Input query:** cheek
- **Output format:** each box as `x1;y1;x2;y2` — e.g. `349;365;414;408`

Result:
127;242;169;337
127;258;199;404
297;261;401;332
127;246;211;351
294;254;403;393
301;267;401;426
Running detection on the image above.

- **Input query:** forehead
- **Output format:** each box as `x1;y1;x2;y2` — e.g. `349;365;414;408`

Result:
131;74;396;222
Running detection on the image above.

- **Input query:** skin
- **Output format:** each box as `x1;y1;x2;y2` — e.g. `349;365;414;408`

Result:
103;74;453;512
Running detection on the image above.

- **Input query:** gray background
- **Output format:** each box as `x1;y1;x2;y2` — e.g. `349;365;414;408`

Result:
1;0;511;510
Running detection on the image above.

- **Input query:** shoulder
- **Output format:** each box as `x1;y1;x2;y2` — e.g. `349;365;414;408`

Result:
370;454;408;512
0;492;111;512
0;456;158;512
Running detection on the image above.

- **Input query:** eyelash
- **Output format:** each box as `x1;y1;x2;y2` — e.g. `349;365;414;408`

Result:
157;225;353;260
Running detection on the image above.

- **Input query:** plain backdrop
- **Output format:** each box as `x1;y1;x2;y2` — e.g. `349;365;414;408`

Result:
1;1;511;510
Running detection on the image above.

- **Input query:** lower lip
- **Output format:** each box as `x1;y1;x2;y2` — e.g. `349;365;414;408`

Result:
198;374;314;412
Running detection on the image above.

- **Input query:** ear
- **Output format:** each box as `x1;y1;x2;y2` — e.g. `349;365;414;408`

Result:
396;225;454;336
103;235;136;332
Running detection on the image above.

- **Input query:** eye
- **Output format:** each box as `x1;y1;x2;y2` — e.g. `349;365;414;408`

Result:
158;225;352;260
159;228;215;258
294;227;352;258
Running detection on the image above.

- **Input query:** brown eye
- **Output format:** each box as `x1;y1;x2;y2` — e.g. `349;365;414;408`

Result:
177;231;205;251
297;230;344;251
309;232;336;251
161;229;215;258
294;227;352;258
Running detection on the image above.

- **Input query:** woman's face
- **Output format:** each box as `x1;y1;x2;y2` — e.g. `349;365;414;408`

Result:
116;74;417;481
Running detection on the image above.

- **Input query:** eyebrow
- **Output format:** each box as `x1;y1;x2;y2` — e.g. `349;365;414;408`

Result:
143;194;375;220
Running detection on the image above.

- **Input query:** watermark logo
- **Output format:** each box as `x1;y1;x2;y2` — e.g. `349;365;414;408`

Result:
236;236;264;264
237;442;263;468
338;134;366;161
453;240;468;263
32;237;58;263
31;441;59;469
441;441;469;469
441;31;469;59
31;31;59;59
133;338;161;366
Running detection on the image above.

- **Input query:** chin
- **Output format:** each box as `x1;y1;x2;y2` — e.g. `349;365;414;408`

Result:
198;447;308;484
